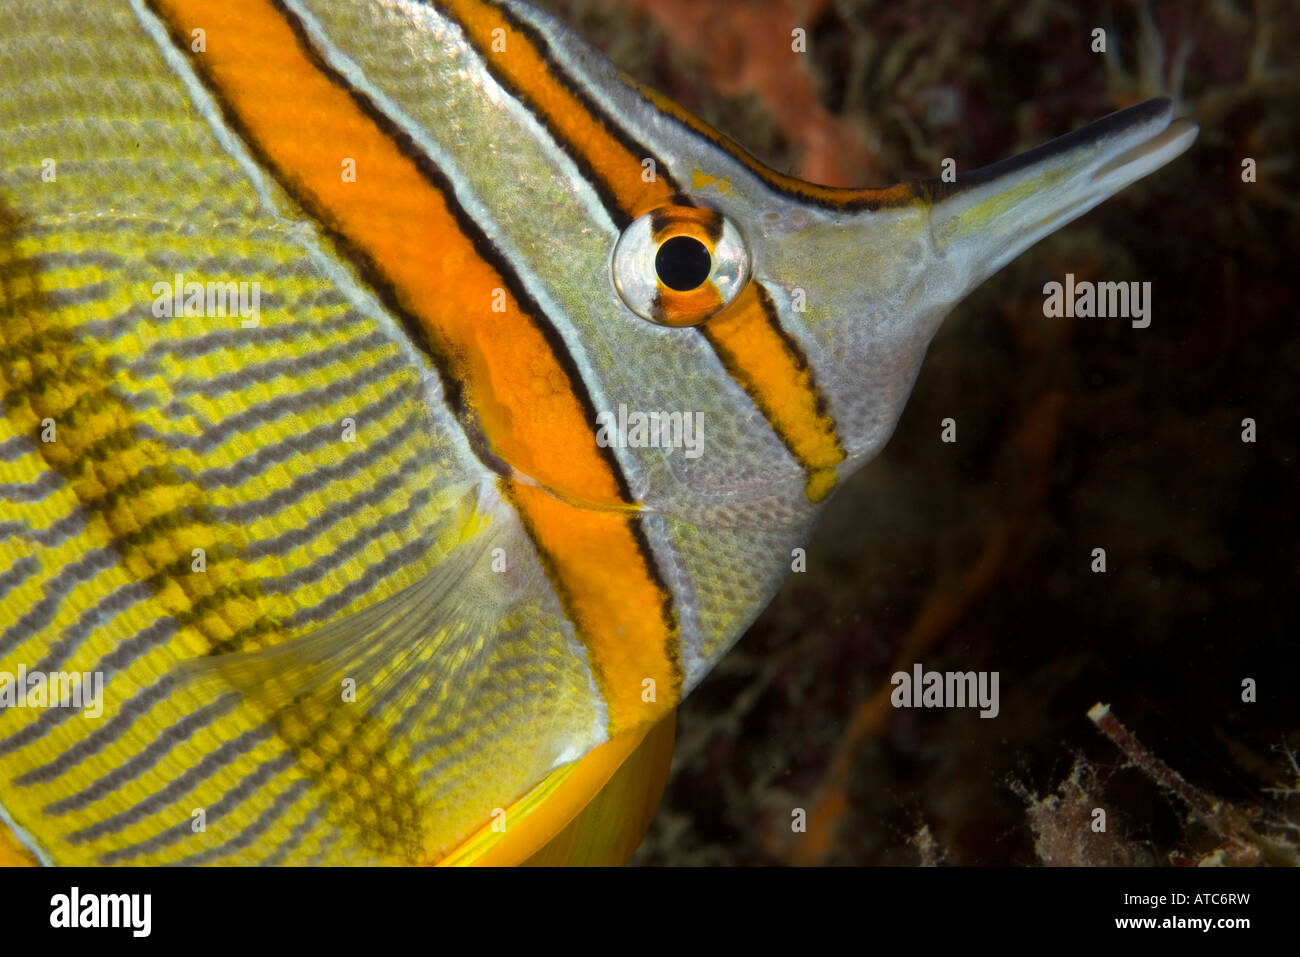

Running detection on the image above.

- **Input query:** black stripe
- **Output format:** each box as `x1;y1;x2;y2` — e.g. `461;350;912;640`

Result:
632;520;682;685
148;0;680;679
697;283;844;470
628;83;923;214
496;477;680;695
928;98;1174;204
650;206;722;242
141;0;483;467
274;0;639;503
427;0;682;228
149;0;640;504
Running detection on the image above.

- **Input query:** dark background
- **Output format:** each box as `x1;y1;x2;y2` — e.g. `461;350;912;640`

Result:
536;0;1299;865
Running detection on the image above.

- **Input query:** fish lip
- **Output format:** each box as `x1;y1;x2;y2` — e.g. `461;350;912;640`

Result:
1086;106;1200;189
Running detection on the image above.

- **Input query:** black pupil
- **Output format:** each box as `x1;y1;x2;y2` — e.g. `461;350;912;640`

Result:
655;236;712;291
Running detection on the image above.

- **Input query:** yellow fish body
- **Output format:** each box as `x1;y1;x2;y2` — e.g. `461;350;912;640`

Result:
0;0;1195;865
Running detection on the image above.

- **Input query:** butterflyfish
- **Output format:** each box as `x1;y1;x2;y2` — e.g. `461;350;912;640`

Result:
0;0;1196;865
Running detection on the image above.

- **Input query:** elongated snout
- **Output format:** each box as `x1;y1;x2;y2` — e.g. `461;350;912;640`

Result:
926;97;1199;292
771;97;1198;471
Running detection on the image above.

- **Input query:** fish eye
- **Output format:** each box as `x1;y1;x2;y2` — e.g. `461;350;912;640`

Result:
613;204;750;327
655;236;712;291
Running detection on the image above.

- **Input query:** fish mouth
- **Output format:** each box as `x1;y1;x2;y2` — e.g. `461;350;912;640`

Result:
1086;100;1201;191
926;97;1199;280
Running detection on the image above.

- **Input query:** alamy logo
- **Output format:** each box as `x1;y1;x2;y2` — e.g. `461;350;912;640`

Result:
1042;272;1151;328
152;273;261;327
890;664;999;718
595;404;703;459
50;887;151;938
0;667;103;718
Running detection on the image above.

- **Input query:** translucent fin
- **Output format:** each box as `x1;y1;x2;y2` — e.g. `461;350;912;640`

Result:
172;488;506;714
158;483;607;863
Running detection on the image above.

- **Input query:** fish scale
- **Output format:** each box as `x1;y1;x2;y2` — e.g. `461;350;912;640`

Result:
0;0;1195;864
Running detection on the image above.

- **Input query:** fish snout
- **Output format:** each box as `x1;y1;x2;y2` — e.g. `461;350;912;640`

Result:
925;97;1199;294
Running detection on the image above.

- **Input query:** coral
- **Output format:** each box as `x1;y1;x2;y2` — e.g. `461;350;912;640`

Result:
1013;755;1154;866
1087;703;1298;866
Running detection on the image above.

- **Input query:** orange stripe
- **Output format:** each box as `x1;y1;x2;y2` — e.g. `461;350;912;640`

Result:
635;81;923;211
0;818;38;867
507;481;679;730
148;0;677;728
440;1;846;500
433;711;674;865
440;0;675;219
702;285;845;502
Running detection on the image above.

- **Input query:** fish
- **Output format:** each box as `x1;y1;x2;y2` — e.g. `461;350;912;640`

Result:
0;0;1197;866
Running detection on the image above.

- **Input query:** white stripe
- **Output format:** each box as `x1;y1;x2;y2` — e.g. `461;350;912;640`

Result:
128;0;478;471
288;0;628;479
0;797;50;866
500;0;875;477
292;0;713;706
292;0;719;521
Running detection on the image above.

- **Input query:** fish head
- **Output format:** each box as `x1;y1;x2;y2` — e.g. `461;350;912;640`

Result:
613;97;1197;501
